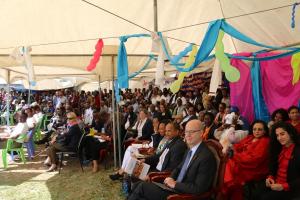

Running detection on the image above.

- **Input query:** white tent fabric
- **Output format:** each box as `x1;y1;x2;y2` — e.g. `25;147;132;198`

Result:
0;0;299;88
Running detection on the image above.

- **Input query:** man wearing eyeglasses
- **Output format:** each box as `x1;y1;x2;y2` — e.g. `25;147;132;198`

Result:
128;120;217;200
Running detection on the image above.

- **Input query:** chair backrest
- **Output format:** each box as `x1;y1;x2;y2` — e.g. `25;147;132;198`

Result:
77;129;86;151
205;139;227;193
6;132;27;148
36;115;46;130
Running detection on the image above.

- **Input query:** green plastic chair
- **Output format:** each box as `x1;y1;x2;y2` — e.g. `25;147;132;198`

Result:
0;111;15;125
2;133;27;169
0;112;7;125
34;115;46;141
9;112;15;125
43;114;52;130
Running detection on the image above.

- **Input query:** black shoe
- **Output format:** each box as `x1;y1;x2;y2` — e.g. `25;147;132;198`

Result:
109;173;122;181
34;140;44;145
35;138;47;145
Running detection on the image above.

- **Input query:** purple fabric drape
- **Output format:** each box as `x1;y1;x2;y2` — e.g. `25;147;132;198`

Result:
230;53;255;123
259;52;300;113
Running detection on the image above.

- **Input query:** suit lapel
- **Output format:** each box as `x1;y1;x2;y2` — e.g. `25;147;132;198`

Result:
186;142;205;172
161;137;180;170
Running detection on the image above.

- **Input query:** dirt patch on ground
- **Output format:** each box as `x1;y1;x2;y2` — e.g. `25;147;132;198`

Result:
0;147;124;200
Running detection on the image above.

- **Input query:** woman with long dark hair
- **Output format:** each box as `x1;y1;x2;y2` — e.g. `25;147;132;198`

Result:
258;122;300;200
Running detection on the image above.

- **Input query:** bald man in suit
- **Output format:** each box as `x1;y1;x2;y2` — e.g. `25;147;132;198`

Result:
128;120;217;200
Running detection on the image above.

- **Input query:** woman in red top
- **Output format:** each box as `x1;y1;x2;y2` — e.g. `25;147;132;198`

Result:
287;106;300;134
258;122;300;200
222;120;270;200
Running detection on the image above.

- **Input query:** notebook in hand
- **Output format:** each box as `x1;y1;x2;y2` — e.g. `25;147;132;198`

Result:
124;157;150;180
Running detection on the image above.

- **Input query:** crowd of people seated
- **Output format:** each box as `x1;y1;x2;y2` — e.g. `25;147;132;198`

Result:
0;85;300;200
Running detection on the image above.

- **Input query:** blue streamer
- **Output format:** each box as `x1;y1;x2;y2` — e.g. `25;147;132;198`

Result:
128;54;157;79
250;56;270;122
227;48;300;61
159;19;300;73
116;53;156;102
117;33;151;89
292;3;300;28
221;19;298;51
114;80;120;103
157;32;192;66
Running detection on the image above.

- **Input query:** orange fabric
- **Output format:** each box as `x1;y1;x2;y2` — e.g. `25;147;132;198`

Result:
202;126;211;141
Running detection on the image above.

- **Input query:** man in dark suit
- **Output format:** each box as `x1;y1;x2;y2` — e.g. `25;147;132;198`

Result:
124;105;137;130
180;106;198;129
149;104;159;120
128;119;217;200
143;121;186;172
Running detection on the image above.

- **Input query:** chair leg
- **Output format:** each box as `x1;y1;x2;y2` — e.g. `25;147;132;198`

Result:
2;149;7;169
19;149;26;164
104;153;108;170
79;157;84;173
58;153;63;174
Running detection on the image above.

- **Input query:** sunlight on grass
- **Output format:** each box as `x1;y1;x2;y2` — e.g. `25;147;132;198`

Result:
0;149;124;200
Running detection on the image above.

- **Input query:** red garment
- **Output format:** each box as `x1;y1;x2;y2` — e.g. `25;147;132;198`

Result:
288;120;300;134
94;95;100;109
222;135;270;200
275;144;295;191
224;135;270;185
294;123;300;135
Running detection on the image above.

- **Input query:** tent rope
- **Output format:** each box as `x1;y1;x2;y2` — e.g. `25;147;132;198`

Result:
81;0;152;32
161;3;295;33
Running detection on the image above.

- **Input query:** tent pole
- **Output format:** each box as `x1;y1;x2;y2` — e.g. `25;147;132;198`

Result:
98;75;101;103
6;70;10;126
111;56;117;169
27;72;31;105
116;96;122;167
153;0;158;32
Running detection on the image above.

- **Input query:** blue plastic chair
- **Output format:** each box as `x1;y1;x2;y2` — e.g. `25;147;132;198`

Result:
23;130;35;159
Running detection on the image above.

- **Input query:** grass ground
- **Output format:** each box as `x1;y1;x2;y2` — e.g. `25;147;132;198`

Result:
0;148;124;200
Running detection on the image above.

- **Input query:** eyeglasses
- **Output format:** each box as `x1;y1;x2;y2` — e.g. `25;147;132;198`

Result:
253;128;264;131
184;129;201;134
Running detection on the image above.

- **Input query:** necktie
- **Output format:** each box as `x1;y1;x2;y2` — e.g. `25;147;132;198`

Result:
176;150;193;182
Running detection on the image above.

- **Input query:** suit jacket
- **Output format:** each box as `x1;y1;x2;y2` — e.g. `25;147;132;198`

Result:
125;112;137;128
171;142;217;195
207;124;218;140
270;145;300;197
157;111;172;122
138;118;153;141
145;136;187;171
151;133;164;149
181;115;198;129
149;111;159;119
58;124;82;152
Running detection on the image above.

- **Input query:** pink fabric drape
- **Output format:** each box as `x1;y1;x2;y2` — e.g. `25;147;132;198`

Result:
259;52;300;113
230;53;255;123
86;39;104;71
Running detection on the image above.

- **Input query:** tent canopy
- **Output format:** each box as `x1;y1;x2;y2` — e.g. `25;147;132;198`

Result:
0;0;299;87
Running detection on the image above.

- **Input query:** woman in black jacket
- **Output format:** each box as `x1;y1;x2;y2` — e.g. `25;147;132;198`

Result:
259;122;300;200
